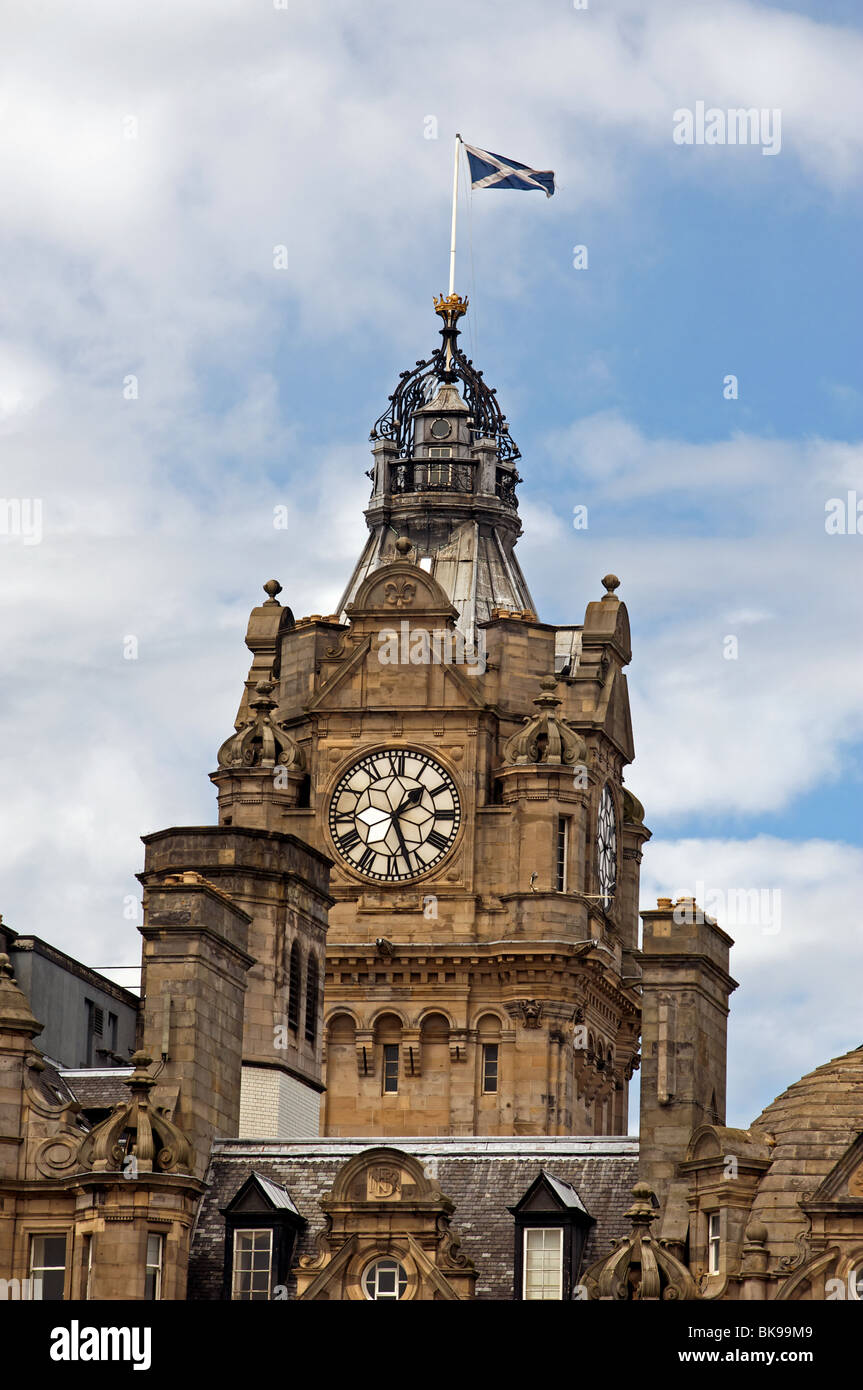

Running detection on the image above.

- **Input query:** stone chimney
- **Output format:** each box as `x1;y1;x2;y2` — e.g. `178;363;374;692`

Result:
637;897;737;1247
137;870;254;1177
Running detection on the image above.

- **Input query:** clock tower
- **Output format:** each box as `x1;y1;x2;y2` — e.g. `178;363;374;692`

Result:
212;295;650;1138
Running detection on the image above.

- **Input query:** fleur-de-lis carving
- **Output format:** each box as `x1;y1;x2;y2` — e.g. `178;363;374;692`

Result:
384;579;416;608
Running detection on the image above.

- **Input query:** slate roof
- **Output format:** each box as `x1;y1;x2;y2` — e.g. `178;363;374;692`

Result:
249;1171;303;1217
59;1068;133;1110
32;1058;85;1117
189;1136;639;1301
540;1170;591;1214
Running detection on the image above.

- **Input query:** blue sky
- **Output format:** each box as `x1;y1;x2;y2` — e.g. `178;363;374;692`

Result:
1;0;861;1129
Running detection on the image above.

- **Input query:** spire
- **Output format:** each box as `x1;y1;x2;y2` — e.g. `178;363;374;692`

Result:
340;299;536;638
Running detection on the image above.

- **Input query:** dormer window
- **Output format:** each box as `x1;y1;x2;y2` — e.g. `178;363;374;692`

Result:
510;1171;595;1301
221;1171;306;1301
232;1229;272;1300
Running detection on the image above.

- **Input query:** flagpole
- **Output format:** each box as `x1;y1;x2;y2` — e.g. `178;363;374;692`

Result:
448;133;461;296
444;133;462;372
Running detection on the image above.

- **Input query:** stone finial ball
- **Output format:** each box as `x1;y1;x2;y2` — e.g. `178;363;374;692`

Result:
602;574;620;594
263;579;283;601
395;537;412;556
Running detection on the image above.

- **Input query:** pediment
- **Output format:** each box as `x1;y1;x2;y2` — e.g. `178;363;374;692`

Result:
350;561;457;621
221;1170;302;1219
508;1169;593;1223
324;1146;443;1207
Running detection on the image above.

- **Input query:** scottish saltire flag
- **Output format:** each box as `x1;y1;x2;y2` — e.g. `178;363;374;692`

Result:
463;143;555;198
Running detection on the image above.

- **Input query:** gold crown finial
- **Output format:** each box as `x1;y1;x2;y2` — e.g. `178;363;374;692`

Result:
434;292;469;323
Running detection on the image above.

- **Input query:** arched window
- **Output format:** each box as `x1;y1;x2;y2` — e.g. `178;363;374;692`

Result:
477;1013;502;1095
374;1014;403;1095
304;956;319;1045
288;942;302;1032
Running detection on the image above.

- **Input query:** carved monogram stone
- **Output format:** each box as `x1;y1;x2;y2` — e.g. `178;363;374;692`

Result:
368;1165;402;1199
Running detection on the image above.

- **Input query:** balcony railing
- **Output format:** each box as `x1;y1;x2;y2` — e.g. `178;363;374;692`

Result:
390;461;474;495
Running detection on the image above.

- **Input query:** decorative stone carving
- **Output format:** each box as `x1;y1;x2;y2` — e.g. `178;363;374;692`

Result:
502;678;587;766
581;1182;699;1301
383;577;416;608
367;1165;401;1199
507;999;543;1029
294;1147;476;1301
77;1051;193;1176
216;679;304;771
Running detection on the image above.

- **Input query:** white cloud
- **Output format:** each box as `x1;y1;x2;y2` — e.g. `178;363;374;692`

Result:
524;416;863;816
640;835;863;1127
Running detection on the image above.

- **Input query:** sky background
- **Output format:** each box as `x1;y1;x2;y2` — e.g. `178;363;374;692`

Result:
1;0;861;1129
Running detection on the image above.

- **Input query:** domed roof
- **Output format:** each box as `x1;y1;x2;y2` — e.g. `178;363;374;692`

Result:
747;1043;863;1263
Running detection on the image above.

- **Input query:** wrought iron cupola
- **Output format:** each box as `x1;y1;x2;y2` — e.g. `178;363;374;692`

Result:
370;293;521;467
339;295;536;637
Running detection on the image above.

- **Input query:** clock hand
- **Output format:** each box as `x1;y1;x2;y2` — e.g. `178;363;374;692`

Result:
392;816;413;868
392;785;424;819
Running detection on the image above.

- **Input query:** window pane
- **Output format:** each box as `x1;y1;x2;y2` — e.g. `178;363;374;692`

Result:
383;1044;399;1093
363;1259;408;1301
233;1229;272;1300
524;1228;563;1301
556;817;568;892
145;1234;163;1301
31;1235;67;1302
40;1236;67;1268
482;1044;499;1093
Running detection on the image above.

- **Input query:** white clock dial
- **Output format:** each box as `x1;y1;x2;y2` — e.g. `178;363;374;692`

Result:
328;749;461;882
597;784;617;909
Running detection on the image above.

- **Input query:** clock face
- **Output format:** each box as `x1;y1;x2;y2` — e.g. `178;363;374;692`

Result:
597;784;617;909
328;749;461;882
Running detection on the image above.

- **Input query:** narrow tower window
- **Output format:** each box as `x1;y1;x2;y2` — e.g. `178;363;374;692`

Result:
304;956;319;1045
145;1233;164;1300
382;1044;399;1094
482;1043;499;1094
288;942;302;1032
707;1211;721;1274
556;817;569;893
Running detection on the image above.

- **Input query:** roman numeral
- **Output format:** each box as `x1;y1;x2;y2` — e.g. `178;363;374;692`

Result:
428;830;449;851
428;783;450;799
357;847;376;874
389;752;406;777
337;828;361;851
434;809;455;821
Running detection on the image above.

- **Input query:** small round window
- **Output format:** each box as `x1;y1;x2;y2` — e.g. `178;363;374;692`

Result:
430;418;451;439
362;1257;408;1301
